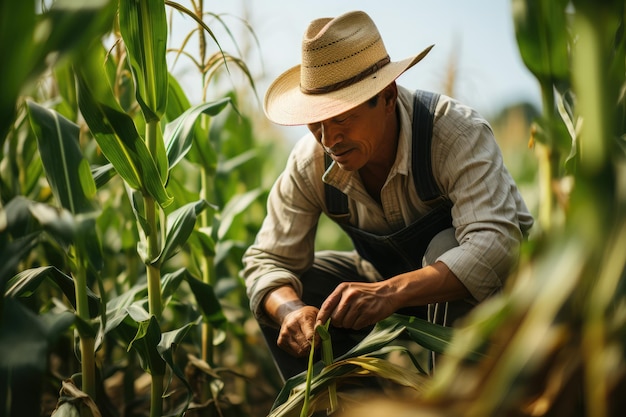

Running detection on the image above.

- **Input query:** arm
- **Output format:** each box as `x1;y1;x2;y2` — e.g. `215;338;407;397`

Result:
242;137;327;356
316;261;469;329
242;137;325;326
433;99;528;301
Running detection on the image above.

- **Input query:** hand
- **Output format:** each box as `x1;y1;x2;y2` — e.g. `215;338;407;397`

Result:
278;305;320;357
316;281;397;330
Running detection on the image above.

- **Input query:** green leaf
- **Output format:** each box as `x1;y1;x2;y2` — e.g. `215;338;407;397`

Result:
104;283;148;333
91;163;116;189
26;101;96;215
164;98;231;169
6;266;100;319
161;269;186;301
271;318;407;412
27;201;103;272
217;189;264;239
0;0;115;140
217;149;258;175
184;273;227;328
512;0;570;83
0;299;74;416
164;73;192;123
1;197;38;238
157;199;209;265
0;234;40;303
117;268;226;329
0;0;35;140
118;0;168;122
0;299;75;375
390;314;456;354
157;318;201;413
271;346;426;417
28;203;75;249
128;315;166;375
75;62;173;207
190;227;216;258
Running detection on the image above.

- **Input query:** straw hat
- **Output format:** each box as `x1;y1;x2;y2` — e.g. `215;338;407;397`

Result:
264;10;434;126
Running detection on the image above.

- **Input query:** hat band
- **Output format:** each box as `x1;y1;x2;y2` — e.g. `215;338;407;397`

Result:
300;55;391;95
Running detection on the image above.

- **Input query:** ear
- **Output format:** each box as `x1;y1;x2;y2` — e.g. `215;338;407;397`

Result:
382;82;398;113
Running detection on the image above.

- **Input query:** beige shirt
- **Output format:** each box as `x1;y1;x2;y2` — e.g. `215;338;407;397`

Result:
243;86;534;321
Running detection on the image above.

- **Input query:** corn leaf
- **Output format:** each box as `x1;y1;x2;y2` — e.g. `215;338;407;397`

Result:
512;0;570;83
118;0;170;184
164;98;231;169
271;344;427;417
26;101;96;215
271;318;407;413
0;233;40;300
157;200;209;265
217;189;264;240
0;0;115;140
158;268;226;328
0;300;74;417
104;283;149;334
389;314;474;357
189;227;217;259
129;315;166;376
184;272;227;328
26;200;103;273
6;266;100;318
75;56;173;207
157;318;201;415
119;0;168;122
164;73;192;123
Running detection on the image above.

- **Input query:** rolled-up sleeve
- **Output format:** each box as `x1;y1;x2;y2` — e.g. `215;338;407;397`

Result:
432;100;526;301
242;138;324;325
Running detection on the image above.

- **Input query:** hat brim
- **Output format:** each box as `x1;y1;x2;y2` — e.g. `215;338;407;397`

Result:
264;44;434;126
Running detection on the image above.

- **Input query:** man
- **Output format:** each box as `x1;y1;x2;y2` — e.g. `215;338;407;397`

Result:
242;10;533;380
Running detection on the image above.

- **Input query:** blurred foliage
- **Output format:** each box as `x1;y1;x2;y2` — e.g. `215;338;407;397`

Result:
331;1;626;417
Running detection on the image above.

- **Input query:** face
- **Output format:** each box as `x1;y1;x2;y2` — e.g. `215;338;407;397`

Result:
307;88;395;172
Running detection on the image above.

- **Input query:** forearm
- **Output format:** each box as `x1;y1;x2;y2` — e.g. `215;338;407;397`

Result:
263;285;307;326
390;261;471;309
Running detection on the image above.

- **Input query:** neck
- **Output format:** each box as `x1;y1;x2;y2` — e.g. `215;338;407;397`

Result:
359;109;400;202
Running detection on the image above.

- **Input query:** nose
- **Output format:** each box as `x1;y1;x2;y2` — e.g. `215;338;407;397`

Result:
319;122;342;150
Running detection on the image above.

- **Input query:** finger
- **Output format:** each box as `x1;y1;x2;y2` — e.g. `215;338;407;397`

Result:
279;329;310;357
279;310;318;357
316;289;342;326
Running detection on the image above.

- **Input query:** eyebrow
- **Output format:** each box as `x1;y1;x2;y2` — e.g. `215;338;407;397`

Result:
331;112;354;123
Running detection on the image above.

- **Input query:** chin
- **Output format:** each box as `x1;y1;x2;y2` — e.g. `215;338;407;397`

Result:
336;161;359;171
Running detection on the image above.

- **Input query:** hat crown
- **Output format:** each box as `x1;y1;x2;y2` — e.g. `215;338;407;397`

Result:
300;11;389;93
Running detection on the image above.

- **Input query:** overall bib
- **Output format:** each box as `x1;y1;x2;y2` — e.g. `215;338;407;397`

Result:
327;90;452;280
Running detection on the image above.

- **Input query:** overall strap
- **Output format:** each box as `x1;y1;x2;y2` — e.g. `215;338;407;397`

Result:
323;89;442;215
412;90;442;201
324;153;349;215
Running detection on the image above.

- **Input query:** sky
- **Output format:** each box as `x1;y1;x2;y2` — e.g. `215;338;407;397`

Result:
171;0;542;137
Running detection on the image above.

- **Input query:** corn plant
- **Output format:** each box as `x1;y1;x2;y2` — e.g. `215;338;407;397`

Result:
1;1;271;416
0;1;116;415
